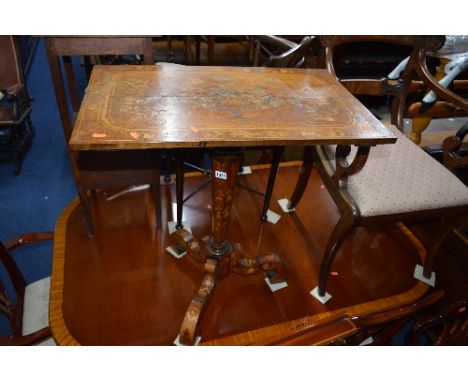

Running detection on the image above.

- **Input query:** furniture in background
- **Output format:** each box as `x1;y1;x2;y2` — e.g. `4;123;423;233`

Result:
407;298;468;345
0;232;55;345
280;35;468;303
185;36;252;66
45;37;161;236
252;35;313;68
45;36;153;142
405;36;468;145
0;36;34;175
440;121;468;183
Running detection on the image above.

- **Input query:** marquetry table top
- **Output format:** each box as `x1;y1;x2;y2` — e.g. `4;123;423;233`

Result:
69;65;396;150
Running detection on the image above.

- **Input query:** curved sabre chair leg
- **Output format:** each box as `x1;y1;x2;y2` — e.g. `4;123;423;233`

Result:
261;147;284;221
422;216;464;279
317;213;356;297
288;146;314;210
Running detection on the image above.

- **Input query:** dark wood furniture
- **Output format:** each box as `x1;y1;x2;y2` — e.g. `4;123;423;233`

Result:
0;232;54;345
45;36;153;142
405;36;468;145
407;298;468;345
49;165;434;345
0;36;34;174
282;35;468;302
252;35;313;68
45;37;161;236
441;121;468;183
318;36;447;130
185;36;252;66
66;64;396;344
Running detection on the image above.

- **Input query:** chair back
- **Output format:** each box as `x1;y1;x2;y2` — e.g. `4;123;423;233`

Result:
264;36;314;68
319;35;446;129
0;241;26;338
408;300;468;345
253;36;314;68
0;36;24;90
45;36;153;142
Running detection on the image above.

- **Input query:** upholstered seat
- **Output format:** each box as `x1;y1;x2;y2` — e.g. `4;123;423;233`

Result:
22;277;55;345
323;124;468;217
1;232;55;345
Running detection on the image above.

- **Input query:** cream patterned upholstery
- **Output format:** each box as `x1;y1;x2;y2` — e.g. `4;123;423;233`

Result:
324;124;468;217
22;276;56;346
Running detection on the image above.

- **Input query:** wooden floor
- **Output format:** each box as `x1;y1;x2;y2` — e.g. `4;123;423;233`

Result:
51;164;430;345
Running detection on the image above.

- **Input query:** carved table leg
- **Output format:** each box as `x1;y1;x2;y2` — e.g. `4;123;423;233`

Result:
178;149;242;344
179;259;218;345
175;149;287;344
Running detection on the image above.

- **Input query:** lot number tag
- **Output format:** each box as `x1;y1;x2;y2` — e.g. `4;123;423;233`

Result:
215;171;227;180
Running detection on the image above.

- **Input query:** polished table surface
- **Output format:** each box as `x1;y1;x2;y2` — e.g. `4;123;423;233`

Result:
69;65;396;150
49;165;430;345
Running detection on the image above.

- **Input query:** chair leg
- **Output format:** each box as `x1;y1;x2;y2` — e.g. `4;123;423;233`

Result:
288;146;314;210
318;213;356;296
152;170;162;229
175;151;184;230
261;147;283;221
161;150;172;183
422;216;465;279
195;37;201;65
77;187;95;237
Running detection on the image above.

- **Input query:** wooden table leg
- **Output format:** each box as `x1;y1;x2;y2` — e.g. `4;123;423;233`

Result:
178;149;241;344
176;149;287;345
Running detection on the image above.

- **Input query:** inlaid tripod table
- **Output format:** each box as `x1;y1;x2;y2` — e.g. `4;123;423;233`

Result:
67;65;396;345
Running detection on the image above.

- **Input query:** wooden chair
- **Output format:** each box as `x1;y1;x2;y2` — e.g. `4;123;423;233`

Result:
407;299;468;345
45;37;161;236
185;36;252;66
441;120;468;181
0;36;34;175
0;232;55;345
280;35;468;303
173;36;315;230
404;36;468;145
252;35;313;68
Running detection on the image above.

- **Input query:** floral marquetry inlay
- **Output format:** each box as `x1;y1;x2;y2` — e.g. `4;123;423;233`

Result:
70;65;396;150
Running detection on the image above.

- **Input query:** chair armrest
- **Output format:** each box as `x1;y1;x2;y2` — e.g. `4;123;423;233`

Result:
5;232;54;251
3;83;31;122
0;327;52;346
407;299;468;345
6;83;24;95
416;50;468;111
442;121;468;172
254;35;297;51
331;144;371;188
255;36;315;68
